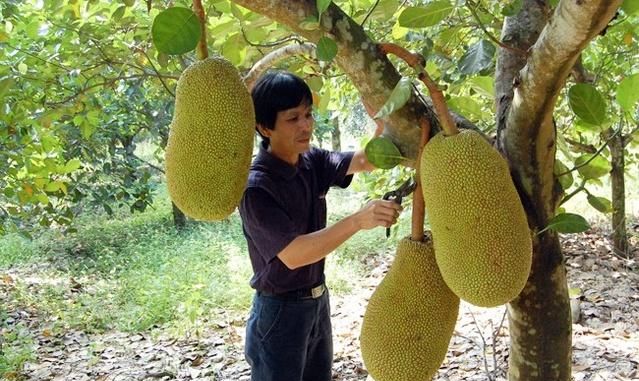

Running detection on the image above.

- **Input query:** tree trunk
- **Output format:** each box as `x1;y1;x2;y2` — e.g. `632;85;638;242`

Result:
495;2;620;379
507;231;572;380
172;202;186;229
331;117;341;152
608;128;628;255
496;4;572;377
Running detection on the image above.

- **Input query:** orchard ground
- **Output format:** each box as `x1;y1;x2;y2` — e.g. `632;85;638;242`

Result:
1;185;638;381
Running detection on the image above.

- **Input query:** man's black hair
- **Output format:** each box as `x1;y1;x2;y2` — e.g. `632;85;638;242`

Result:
251;71;312;143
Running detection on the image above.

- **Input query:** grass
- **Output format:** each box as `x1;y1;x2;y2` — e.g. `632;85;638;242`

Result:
5;172;632;377
0;183;402;376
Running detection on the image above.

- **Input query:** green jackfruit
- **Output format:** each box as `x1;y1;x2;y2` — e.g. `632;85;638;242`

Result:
361;235;459;381
165;57;255;221
420;129;532;307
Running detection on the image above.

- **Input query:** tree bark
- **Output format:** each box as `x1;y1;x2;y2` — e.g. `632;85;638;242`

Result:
172;202;186;229
607;127;628;255
507;231;572;381
231;0;477;162
496;1;622;380
331;116;341;152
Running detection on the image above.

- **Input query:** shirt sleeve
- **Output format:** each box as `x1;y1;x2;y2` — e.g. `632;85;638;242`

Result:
314;149;355;192
239;187;299;264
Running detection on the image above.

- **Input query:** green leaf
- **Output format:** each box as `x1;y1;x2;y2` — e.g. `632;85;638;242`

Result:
152;7;201;55
575;154;611;180
374;77;412;119
568;83;607;126
318;85;331;112
365;136;403;169
622;0;639;15
468;76;494;98
501;0;523;16
616;73;639;113
80;121;96;139
544;213;590;234
398;2;453;28
587;194;612;213
63;158;82;173
448;96;482;120
554;160;573;190
317;0;332;17
112;5;126;21
316;36;338;62
459;40;495;75
230;3;245;20
369;0;400;22
0;77;14;101
307;76;323;92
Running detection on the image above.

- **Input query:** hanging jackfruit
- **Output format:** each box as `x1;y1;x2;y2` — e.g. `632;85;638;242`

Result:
165;56;255;221
420;129;532;307
361;235;459;381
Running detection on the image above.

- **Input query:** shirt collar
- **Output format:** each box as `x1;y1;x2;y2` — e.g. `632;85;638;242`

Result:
252;141;311;180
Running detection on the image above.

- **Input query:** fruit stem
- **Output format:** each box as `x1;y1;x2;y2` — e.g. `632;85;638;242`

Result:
378;42;458;136
193;0;208;60
411;116;431;241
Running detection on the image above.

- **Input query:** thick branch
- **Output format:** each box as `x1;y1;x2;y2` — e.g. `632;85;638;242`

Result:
230;0;477;161
500;0;621;223
243;43;317;90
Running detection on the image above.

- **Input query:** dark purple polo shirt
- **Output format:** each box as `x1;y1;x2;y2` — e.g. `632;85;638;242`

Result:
239;142;354;294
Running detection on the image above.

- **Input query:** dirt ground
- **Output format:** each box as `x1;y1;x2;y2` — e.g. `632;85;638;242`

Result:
2;227;638;381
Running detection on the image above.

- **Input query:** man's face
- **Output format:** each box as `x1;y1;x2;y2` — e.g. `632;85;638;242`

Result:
269;101;314;157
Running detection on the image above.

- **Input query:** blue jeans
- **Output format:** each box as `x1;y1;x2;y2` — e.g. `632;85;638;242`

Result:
245;290;333;381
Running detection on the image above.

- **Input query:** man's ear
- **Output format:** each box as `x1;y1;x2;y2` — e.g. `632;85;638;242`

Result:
256;124;271;138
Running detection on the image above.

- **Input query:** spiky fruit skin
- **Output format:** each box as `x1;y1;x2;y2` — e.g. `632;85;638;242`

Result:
361;235;459;381
165;57;255;221
420;129;532;307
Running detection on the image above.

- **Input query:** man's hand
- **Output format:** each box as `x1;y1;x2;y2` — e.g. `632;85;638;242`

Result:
354;199;403;230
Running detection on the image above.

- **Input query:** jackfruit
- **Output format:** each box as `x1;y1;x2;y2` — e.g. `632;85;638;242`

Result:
361;235;459;381
420;129;532;307
165;56;255;221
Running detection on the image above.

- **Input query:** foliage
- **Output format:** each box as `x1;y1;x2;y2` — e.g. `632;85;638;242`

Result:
0;320;35;378
1;0;178;234
0;0;637;237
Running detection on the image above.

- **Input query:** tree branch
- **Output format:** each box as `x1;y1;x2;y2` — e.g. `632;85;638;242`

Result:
240;29;306;48
500;0;622;222
556;126;622;177
230;0;425;160
243;43;317;90
571;54;594;83
132;154;165;174
45;73;179;107
465;0;528;56
564;137;596;154
138;48;175;98
360;0;380;27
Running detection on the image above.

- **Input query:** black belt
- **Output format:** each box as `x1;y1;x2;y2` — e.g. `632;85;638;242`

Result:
258;283;326;300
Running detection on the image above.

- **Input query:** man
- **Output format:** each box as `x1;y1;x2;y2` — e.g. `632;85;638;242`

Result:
239;71;402;381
